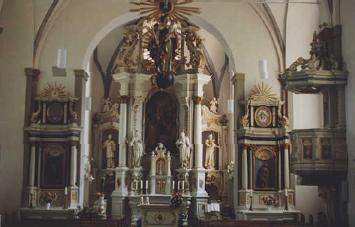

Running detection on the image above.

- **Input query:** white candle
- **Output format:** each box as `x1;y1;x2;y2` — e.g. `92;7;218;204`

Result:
64;187;68;195
135;181;138;190
172;181;175;190
178;181;181;190
145;180;148;190
140;180;143;189
182;181;185;190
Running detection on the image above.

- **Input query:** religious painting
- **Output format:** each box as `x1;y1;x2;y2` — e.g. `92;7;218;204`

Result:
202;131;219;170
253;146;277;191
102;129;119;169
144;91;178;155
46;102;64;124
321;138;332;160
254;106;272;128
41;143;66;188
303;139;313;159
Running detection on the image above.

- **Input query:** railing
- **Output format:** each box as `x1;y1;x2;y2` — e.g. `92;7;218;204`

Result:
289;128;347;176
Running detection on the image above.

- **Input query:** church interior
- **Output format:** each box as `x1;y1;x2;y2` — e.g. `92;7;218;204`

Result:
0;0;355;227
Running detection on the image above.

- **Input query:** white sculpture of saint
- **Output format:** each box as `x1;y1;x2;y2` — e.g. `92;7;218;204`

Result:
103;134;116;168
204;134;219;169
176;131;192;168
127;131;144;168
210;97;218;113
102;98;112;113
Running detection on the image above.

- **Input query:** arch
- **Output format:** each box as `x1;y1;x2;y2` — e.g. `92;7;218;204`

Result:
81;13;238;75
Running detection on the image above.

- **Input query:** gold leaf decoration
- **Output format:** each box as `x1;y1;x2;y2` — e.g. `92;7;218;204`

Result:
130;0;199;21
249;82;278;103
40;82;67;98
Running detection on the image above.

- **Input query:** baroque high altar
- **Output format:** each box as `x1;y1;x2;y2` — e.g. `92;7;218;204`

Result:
19;0;297;226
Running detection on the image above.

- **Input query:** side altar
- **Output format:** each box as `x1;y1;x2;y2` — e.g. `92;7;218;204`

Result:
236;83;300;221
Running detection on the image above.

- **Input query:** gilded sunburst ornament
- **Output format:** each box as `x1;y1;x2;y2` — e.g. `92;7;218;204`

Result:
130;0;200;21
249;82;278;103
40;82;67;98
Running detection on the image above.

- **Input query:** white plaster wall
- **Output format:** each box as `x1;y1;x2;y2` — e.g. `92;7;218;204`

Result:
36;1;280;97
285;1;322;130
295;185;325;224
342;0;355;226
0;0;34;214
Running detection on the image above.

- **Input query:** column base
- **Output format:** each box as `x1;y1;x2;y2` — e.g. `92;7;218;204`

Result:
68;186;79;209
25;186;38;208
111;195;127;220
112;167;129;196
191;168;208;197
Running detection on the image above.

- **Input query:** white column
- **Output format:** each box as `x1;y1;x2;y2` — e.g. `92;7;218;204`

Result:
119;95;129;167
284;145;290;189
193;96;203;169
337;86;346;128
248;150;253;189
70;143;78;186
29;144;36;187
241;145;248;190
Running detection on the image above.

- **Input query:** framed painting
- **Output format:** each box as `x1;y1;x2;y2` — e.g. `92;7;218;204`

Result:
253;146;277;191
41;143;67;188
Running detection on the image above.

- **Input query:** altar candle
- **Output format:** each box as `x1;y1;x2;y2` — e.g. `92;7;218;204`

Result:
172;181;175;190
285;190;288;196
140;180;143;189
145;180;148;190
64;187;68;195
182;181;185;190
178;181;181;190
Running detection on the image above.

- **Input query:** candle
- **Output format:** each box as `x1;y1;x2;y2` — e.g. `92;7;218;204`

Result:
145;180;148;190
182;181;185;190
285;190;288;196
172;181;175;190
140;180;143;189
64;187;68;195
178;181;181;190
135;180;138;190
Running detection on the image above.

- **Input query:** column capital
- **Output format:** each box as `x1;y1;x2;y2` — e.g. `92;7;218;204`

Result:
231;72;245;85
192;96;203;105
25;68;40;79
74;69;89;81
120;95;130;104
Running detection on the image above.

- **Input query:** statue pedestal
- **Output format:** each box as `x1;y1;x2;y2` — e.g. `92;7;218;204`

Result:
111;167;129;219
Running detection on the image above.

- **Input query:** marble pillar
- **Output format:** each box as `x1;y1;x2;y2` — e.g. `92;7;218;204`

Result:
29;144;36;187
69;142;79;208
284;144;290;189
241;145;248;190
112;73;130;219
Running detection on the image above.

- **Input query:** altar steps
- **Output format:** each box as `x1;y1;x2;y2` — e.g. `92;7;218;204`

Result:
9;219;127;227
198;220;319;227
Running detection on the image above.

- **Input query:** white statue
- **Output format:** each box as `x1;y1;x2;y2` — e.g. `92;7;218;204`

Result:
103;134;116;168
127;131;144;168
204;134;219;169
102;98;112;113
176;131;192;168
210;97;218;113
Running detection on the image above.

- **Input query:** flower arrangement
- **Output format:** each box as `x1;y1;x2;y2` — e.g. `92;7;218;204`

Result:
170;192;183;208
41;192;58;204
262;195;277;206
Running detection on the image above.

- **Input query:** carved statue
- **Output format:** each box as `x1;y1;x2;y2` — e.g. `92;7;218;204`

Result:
185;27;206;72
102;98;112;113
204;134;219;169
103;134;116;168
30;104;41;124
69;102;79;124
210;97;218;113
116;26;140;70
127;131;144;168
176;131;192;168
